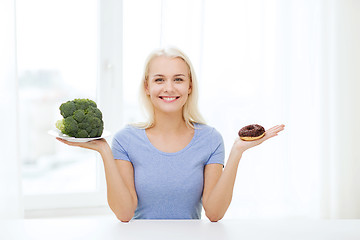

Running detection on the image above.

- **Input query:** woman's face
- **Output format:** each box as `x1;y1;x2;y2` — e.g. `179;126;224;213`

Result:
146;56;192;115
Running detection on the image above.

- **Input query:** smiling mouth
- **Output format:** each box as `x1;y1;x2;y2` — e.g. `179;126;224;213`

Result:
159;96;180;102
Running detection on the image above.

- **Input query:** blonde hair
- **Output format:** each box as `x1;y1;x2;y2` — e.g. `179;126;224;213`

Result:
134;47;206;129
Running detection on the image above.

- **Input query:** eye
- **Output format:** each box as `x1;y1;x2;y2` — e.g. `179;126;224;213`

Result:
154;78;164;82
174;78;184;82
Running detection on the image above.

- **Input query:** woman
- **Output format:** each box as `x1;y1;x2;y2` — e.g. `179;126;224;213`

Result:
57;47;285;222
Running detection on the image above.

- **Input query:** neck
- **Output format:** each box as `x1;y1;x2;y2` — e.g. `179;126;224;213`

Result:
151;110;188;133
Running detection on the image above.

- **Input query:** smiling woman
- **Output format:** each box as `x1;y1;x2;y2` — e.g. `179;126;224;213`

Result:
137;47;205;130
56;46;285;222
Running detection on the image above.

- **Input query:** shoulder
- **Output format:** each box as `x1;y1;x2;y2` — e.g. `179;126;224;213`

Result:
195;123;225;164
194;123;224;151
194;123;223;140
114;124;133;138
113;124;143;142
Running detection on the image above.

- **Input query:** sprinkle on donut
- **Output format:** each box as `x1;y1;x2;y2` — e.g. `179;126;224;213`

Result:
238;124;265;141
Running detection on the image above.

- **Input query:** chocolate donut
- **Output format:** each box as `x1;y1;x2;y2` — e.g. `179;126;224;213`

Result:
238;124;265;141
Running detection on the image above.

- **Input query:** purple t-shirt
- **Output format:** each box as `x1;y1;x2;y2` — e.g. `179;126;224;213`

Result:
111;123;225;219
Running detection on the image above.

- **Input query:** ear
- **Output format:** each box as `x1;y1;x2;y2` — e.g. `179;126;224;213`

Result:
188;82;192;94
144;81;150;95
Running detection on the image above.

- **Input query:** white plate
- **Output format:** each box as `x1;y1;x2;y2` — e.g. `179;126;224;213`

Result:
48;129;111;142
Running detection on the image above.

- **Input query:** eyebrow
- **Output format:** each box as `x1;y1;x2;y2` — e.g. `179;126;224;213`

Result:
152;74;186;77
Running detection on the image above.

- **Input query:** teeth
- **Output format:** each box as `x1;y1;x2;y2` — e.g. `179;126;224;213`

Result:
162;97;177;101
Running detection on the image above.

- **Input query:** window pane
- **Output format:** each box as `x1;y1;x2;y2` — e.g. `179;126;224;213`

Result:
16;0;98;195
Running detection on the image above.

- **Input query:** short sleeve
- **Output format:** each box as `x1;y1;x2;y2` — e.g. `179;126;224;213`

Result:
111;126;131;162
205;128;225;166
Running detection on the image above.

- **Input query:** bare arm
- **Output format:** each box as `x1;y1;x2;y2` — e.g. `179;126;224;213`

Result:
56;138;137;222
202;124;285;222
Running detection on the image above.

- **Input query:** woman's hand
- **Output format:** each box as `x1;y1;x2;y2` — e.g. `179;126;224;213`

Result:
56;137;110;154
232;124;285;153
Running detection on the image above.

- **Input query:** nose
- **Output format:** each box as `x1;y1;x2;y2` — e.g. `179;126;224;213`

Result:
164;79;175;92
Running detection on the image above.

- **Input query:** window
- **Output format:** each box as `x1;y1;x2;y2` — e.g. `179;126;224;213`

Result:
17;0;110;211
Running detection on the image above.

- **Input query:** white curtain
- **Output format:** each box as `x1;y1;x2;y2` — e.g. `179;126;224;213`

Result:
137;0;360;219
0;0;23;219
197;0;325;219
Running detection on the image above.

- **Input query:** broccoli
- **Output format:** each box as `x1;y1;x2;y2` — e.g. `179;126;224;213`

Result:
55;98;104;138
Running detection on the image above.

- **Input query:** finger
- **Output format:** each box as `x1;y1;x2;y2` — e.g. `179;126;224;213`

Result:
264;128;282;139
56;138;72;145
56;137;82;147
266;124;282;131
273;124;285;133
266;124;285;133
56;137;68;144
263;132;277;140
265;125;279;132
